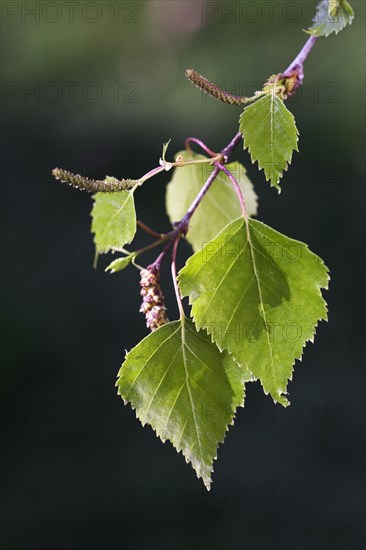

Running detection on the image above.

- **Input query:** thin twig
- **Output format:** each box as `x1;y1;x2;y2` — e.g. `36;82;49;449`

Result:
215;162;248;219
283;35;318;75
185;137;218;157
134;232;175;258
137;220;163;239
171;236;185;319
151;133;244;271
185;166;221;220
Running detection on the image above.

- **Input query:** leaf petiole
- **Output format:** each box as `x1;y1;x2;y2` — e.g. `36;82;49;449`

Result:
214;162;248;220
171;236;185;319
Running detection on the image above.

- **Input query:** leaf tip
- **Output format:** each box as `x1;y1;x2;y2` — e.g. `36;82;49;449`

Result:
203;478;212;491
276;394;290;407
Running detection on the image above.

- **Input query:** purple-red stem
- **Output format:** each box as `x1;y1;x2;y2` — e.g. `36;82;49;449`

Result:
151;167;221;270
215;162;248;219
185;166;221;220
180;133;243;223
171;237;184;318
283;35;318;76
221;132;243;160
185;137;218;157
151;133;243;272
150;35;319;310
137;220;163;238
141;165;165;182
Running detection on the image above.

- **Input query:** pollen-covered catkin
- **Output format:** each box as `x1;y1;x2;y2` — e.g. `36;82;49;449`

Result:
185;69;248;105
139;267;169;331
52;168;136;192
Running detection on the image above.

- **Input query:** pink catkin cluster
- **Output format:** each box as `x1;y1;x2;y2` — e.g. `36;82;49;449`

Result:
139;267;169;331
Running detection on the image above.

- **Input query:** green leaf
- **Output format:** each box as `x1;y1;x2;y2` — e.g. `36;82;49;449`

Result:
91;186;136;254
306;0;354;37
328;0;340;16
105;254;135;274
117;317;249;490
239;89;299;190
166;151;258;251
178;218;329;406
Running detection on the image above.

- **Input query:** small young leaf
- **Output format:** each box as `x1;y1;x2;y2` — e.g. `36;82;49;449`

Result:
328;0;340;16
239;90;299;190
178;218;329;406
91;188;136;254
117;317;249;490
161;139;171;163
166;151;258;251
105;254;135;274
306;0;354;37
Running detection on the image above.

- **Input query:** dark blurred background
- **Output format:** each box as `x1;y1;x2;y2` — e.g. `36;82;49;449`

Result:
0;1;365;549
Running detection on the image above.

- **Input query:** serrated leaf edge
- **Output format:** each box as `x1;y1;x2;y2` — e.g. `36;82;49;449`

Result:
91;190;136;254
239;92;299;189
116;319;246;490
178;218;330;407
304;0;354;37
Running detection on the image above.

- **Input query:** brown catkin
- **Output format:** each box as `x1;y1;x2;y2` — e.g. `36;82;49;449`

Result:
52;168;137;193
139;267;169;331
185;69;249;106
